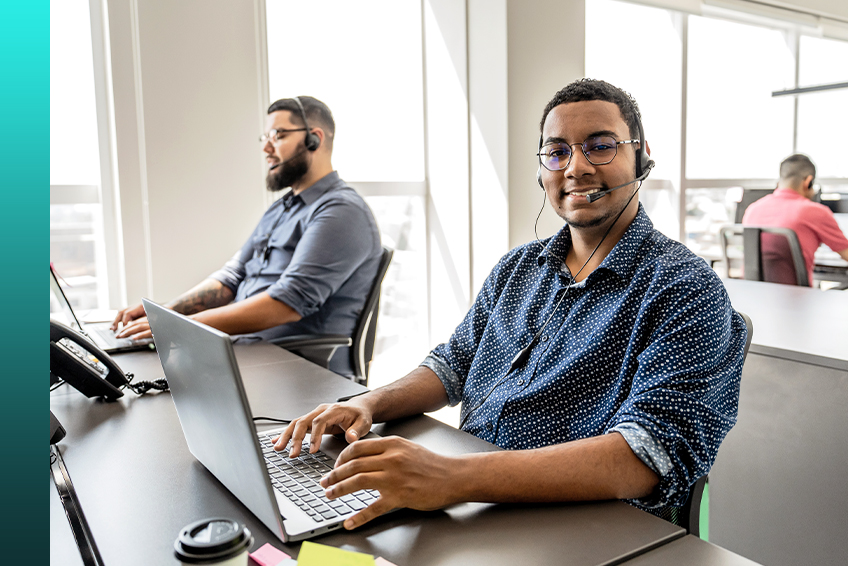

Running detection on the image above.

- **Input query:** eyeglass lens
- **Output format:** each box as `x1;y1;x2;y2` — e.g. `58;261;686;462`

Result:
540;136;618;170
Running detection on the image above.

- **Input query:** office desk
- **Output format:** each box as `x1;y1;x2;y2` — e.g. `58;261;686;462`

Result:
50;343;685;566
710;279;848;566
813;212;848;287
721;277;848;369
624;535;761;565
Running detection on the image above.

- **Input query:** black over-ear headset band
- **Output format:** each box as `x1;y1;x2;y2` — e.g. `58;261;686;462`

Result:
292;96;320;151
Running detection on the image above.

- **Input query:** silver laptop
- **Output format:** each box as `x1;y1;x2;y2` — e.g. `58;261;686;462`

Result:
143;298;380;542
50;267;154;353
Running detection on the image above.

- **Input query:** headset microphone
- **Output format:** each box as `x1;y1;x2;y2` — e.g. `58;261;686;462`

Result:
268;144;312;172
584;161;654;203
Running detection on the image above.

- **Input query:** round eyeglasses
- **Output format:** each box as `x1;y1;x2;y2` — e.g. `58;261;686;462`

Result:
537;136;639;171
259;127;307;144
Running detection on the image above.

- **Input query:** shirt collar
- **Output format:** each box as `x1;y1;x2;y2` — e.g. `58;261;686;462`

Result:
536;203;654;282
295;171;344;206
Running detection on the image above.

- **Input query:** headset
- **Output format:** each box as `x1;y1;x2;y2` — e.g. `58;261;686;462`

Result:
292;96;320;151
536;105;654;196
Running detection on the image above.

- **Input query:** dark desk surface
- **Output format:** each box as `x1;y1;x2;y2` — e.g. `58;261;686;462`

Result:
625;535;761;565
721;278;848;369
50;343;685;566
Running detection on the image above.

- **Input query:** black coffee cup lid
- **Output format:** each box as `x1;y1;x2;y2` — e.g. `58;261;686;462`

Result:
174;518;253;564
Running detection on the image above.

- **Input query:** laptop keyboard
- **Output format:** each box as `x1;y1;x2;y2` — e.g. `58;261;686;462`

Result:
91;326;131;347
258;434;380;523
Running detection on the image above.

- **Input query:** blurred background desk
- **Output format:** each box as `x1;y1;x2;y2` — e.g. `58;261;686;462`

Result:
813;212;848;288
711;279;848;566
50;342;688;566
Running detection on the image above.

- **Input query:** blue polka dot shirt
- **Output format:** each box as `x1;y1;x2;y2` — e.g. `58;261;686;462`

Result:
421;204;746;509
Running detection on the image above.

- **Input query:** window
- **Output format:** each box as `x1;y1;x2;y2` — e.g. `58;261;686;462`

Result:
50;0;109;311
796;36;848;179
265;0;429;388
686;16;795;180
587;0;848;257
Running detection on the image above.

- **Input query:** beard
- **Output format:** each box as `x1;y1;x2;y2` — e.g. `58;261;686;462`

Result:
266;149;310;192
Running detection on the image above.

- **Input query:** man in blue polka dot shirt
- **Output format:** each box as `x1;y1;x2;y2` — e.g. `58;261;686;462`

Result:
277;79;747;531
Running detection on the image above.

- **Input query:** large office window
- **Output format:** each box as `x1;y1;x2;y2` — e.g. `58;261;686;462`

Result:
587;0;848;259
797;35;848;180
50;0;108;311
265;0;431;386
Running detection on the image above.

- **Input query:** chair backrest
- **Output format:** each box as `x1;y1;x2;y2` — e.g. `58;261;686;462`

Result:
719;224;808;286
664;311;753;538
734;188;774;224
349;246;393;385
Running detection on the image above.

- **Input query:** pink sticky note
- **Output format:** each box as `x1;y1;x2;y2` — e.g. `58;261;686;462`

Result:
375;558;399;566
250;543;291;566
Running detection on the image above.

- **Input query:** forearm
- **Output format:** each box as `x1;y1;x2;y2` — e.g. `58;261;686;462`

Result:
167;279;235;315
447;432;659;505
354;366;449;423
191;291;301;335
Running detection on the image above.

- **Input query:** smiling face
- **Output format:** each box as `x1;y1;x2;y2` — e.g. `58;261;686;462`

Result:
540;100;641;230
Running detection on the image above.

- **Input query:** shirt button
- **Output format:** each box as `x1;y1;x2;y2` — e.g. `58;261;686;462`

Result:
541;335;548;342
518;380;525;386
486;422;493;431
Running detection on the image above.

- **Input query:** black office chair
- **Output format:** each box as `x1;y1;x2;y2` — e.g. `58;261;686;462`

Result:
655;312;753;538
720;225;809;286
270;247;393;386
734;188;774;224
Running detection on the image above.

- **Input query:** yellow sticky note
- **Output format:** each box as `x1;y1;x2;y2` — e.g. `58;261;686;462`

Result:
296;541;376;566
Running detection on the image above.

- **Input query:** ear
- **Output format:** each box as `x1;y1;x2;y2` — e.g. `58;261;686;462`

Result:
804;174;814;190
644;140;651;157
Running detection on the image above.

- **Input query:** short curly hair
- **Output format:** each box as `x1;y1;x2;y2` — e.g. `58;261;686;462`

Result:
540;78;642;141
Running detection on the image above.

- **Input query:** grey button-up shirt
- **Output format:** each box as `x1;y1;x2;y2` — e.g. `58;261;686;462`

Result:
209;172;381;373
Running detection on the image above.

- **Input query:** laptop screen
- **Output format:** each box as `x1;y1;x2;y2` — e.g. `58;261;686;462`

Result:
50;267;85;333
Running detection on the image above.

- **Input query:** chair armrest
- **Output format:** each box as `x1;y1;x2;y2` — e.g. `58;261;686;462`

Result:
268;334;352;369
269;334;353;349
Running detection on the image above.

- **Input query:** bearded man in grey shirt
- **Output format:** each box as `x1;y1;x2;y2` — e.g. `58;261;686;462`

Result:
112;96;382;377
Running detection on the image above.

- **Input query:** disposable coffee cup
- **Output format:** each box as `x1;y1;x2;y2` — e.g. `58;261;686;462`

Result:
174;517;253;565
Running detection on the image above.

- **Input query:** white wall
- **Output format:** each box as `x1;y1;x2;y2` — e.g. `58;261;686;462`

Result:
105;0;268;305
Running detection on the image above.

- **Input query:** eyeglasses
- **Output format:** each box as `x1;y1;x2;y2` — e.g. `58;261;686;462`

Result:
259;128;307;144
537;136;639;171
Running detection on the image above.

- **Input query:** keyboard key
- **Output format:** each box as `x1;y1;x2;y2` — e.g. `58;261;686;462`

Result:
320;510;339;519
348;500;366;511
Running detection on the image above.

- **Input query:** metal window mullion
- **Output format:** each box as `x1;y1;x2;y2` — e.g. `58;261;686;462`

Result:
679;13;689;243
420;0;433;346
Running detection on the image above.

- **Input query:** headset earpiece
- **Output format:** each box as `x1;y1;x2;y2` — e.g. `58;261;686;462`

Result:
293;96;320;152
634;114;651;178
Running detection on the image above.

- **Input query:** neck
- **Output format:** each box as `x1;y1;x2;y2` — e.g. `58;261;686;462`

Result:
565;203;638;282
291;159;334;195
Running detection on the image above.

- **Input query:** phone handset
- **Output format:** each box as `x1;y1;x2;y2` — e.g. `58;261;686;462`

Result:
50;319;128;400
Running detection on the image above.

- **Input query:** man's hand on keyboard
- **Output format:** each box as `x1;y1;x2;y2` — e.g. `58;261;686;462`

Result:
320;436;458;530
114;317;153;341
274;400;373;457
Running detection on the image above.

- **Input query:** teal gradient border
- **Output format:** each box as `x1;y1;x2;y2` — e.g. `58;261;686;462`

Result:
1;1;48;561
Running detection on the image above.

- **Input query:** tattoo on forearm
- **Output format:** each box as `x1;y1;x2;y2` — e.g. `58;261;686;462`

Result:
169;282;233;315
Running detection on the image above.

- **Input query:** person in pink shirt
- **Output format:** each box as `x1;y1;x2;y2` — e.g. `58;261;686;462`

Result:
742;154;848;286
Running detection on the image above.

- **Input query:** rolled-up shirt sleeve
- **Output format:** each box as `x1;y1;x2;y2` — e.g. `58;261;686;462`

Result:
604;276;746;508
208;247;250;293
265;200;376;318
